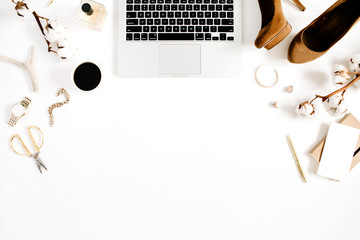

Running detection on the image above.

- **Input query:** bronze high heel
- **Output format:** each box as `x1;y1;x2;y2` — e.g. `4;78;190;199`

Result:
255;0;305;50
288;0;360;64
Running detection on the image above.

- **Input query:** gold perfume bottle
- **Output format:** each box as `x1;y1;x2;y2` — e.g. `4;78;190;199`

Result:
78;0;107;31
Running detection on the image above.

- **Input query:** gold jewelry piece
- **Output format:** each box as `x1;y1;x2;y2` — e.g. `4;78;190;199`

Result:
8;97;31;127
254;65;279;88
48;88;70;127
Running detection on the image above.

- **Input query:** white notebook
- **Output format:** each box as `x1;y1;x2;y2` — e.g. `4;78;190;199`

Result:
317;123;360;181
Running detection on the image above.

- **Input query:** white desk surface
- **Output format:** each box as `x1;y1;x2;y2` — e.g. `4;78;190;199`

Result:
2;0;360;239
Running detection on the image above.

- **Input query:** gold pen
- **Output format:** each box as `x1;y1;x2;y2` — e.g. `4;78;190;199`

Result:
292;0;306;11
48;0;54;6
287;134;307;183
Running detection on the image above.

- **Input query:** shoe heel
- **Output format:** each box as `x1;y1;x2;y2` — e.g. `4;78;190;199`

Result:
264;22;292;50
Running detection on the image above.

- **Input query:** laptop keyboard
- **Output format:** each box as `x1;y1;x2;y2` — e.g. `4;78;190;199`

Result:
126;0;235;41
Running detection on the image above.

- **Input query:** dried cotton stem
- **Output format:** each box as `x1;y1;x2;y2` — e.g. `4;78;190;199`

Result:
0;46;38;92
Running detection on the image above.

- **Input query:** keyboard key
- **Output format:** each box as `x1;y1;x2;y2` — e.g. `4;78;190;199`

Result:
173;26;180;32
149;33;157;40
218;26;233;32
143;26;150;32
227;36;234;41
141;33;148;40
151;26;157;32
126;26;142;32
127;5;133;11
196;26;202;32
203;26;209;32
181;26;187;32
220;33;226;40
223;5;233;11
126;33;133;40
127;0;134;3
127;19;139;25
212;36;219;40
158;33;194;40
134;5;140;10
196;33;204;40
188;26;194;32
210;26;217;32
140;19;146;25
127;12;137;18
134;33;141;40
158;26;165;32
205;33;211;40
221;19;233;25
166;26;172;32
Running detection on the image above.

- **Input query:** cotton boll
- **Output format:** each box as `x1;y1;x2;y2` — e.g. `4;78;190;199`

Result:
350;54;360;73
295;101;315;119
14;0;33;18
45;28;61;43
327;94;343;108
47;20;66;34
57;37;71;48
333;75;348;85
332;64;350;85
57;47;76;60
334;102;348;119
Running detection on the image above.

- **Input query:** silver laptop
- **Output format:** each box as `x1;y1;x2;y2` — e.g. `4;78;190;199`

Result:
117;0;241;77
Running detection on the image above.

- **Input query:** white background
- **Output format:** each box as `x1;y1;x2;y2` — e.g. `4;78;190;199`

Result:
2;0;360;239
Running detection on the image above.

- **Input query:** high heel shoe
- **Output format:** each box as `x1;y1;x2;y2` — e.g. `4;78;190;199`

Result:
255;0;304;50
288;0;360;64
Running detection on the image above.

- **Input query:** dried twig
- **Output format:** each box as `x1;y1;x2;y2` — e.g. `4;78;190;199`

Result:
0;46;38;92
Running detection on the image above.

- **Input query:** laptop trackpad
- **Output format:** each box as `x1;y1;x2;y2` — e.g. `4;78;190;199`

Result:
159;45;201;75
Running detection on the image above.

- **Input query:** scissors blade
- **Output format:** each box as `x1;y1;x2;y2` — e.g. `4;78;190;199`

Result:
31;153;47;173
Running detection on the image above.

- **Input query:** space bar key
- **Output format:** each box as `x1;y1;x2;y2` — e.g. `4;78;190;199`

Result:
158;33;195;40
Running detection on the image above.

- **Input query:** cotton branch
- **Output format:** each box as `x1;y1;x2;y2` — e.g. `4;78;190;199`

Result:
0;46;38;92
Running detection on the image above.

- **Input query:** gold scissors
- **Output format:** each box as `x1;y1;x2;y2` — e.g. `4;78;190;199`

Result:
10;126;47;173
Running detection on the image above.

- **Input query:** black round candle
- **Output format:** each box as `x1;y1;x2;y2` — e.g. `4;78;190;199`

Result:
73;62;101;91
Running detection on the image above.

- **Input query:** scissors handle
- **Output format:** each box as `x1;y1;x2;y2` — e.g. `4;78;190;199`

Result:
28;126;44;152
10;134;31;156
10;126;44;157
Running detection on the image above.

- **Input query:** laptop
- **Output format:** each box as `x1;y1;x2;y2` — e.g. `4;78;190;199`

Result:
117;0;242;77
